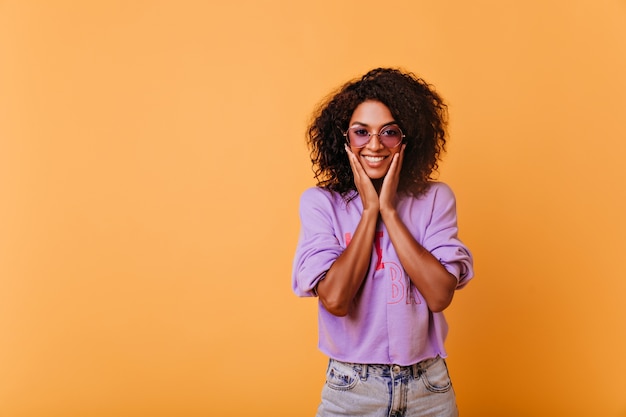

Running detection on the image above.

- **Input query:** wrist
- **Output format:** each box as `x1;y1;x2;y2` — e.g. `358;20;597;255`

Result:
361;206;380;219
379;205;398;221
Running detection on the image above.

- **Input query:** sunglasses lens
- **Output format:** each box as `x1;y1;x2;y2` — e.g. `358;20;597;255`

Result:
379;126;403;148
347;127;370;148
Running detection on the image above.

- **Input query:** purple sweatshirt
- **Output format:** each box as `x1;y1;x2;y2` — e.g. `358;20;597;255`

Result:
292;182;474;366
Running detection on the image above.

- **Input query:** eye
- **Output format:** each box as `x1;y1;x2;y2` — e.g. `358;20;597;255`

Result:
380;126;402;138
351;128;370;137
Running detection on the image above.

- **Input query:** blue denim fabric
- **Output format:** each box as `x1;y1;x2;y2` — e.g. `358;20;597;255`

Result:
316;356;458;417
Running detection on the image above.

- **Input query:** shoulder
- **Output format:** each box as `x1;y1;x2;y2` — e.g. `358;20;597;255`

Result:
404;182;457;217
298;187;361;222
298;187;341;216
300;186;332;199
418;181;456;203
297;187;359;230
299;187;356;207
300;186;335;206
423;182;460;220
425;181;453;195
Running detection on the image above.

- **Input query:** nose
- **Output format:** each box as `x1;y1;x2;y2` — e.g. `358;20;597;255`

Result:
365;133;385;150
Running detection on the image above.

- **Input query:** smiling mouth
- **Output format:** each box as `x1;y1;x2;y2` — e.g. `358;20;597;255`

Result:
362;155;386;163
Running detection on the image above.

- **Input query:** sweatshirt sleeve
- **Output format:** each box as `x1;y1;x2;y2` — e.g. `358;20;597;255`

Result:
423;183;474;289
291;188;345;297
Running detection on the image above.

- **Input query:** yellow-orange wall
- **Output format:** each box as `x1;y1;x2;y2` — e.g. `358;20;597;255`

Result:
1;1;625;416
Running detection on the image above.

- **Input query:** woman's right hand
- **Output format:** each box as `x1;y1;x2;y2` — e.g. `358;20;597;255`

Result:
345;144;380;212
345;145;380;211
317;146;381;316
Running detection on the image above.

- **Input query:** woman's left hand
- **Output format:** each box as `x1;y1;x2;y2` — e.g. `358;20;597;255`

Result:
379;144;405;214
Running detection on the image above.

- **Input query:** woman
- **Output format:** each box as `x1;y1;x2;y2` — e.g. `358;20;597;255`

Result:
292;68;474;417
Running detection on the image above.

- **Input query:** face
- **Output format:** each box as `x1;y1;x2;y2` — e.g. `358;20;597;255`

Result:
347;100;403;180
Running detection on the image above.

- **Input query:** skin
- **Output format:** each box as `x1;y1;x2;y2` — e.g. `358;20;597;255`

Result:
316;100;457;316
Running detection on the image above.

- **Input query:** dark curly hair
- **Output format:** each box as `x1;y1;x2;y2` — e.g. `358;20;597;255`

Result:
307;67;448;199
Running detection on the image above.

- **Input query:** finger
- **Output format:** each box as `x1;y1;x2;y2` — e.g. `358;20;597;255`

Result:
398;144;406;170
390;146;405;179
345;144;358;168
387;153;401;181
346;145;367;181
381;153;402;198
345;145;357;173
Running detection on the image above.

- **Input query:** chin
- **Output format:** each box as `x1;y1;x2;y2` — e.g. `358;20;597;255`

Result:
366;170;389;180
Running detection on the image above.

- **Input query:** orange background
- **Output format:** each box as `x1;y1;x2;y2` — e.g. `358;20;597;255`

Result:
1;1;625;416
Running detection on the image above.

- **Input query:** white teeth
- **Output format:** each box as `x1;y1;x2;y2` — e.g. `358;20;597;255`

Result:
363;156;385;162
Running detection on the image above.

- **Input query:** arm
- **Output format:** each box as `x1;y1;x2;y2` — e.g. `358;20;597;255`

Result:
379;147;457;312
316;207;377;316
316;145;381;316
380;209;457;312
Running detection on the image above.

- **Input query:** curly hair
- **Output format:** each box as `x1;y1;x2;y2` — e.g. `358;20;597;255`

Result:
307;67;448;199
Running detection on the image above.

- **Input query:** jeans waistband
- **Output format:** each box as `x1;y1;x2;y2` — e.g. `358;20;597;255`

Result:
330;356;441;380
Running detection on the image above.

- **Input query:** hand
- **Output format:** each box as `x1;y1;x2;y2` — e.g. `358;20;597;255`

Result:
379;144;405;215
345;144;380;212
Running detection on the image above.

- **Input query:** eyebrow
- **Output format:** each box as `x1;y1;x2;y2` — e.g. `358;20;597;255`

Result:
349;121;398;128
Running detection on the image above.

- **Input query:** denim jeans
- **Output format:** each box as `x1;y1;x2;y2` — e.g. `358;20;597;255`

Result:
316;356;458;417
